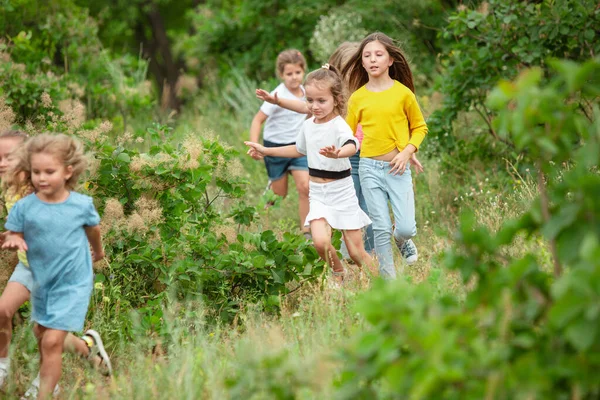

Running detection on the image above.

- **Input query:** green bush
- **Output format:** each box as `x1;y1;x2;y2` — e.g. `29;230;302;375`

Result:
337;58;600;399
429;0;600;151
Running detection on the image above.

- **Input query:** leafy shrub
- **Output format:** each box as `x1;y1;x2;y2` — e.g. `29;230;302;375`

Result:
429;0;600;150
337;58;600;399
79;123;325;332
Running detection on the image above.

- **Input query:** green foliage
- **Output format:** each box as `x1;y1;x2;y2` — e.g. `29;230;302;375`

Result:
337;59;600;399
429;0;600;150
180;0;343;80
77;122;325;332
0;3;155;127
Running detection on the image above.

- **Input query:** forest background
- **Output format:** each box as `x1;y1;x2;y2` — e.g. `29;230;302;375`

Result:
0;0;599;398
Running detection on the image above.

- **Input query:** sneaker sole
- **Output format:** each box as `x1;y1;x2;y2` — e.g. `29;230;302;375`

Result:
85;329;113;376
404;255;418;265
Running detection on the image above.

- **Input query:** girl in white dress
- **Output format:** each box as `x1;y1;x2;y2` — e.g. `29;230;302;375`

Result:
246;65;374;282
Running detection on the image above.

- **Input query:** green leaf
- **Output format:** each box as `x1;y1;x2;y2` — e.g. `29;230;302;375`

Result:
565;319;598;352
116;152;131;163
252;255;266;268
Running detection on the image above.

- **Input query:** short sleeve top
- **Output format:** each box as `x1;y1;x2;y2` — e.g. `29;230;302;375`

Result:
260;83;307;144
5;192;100;289
295;116;359;172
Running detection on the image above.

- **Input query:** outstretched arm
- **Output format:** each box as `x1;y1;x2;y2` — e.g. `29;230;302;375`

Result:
85;225;105;262
319;143;357;159
1;231;27;252
244;141;303;159
256;89;310;114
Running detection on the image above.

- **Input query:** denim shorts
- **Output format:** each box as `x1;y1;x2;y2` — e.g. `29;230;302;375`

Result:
8;262;34;292
263;140;308;181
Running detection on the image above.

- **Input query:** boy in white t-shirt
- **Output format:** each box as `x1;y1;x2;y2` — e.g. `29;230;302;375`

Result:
248;49;310;238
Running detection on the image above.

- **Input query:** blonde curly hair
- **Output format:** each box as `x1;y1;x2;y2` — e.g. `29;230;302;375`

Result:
20;133;88;190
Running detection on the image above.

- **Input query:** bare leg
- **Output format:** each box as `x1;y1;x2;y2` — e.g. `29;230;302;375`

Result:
63;334;89;358
290;170;310;234
343;229;377;276
0;282;30;358
269;175;289;198
310;219;344;279
33;324;68;400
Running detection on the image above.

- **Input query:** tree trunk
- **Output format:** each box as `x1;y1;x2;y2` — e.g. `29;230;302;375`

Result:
145;6;181;112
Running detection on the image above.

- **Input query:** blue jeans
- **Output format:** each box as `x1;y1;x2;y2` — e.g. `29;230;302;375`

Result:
359;157;416;279
340;152;375;257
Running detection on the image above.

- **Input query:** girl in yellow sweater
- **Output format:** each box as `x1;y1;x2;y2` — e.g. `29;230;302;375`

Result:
343;32;428;279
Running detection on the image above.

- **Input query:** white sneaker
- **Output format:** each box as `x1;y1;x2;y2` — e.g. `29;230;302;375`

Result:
21;374;60;399
397;238;418;265
0;360;9;387
83;329;113;376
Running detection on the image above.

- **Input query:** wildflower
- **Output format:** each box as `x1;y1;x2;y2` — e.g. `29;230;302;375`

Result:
135;197;163;225
103;198;125;222
126;212;148;234
117;131;134;146
58;99;86;131
94;282;104;290
40;92;53;108
129;156;146;172
0;96;16;132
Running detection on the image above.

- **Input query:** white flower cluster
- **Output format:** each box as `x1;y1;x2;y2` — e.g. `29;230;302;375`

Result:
309;10;368;62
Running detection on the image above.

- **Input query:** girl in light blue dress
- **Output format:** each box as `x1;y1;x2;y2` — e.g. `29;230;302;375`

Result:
2;133;106;399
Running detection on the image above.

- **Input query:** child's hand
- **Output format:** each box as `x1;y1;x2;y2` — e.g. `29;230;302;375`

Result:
389;151;412;175
0;231;6;246
256;89;278;105
319;145;341;159
409;153;424;175
2;233;28;252
244;141;267;160
92;249;105;263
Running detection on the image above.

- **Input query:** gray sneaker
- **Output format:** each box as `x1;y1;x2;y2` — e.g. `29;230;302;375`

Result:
83;329;113;376
21;374;60;399
397;238;418;265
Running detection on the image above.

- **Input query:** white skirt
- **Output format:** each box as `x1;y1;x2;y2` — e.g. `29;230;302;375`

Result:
304;176;372;230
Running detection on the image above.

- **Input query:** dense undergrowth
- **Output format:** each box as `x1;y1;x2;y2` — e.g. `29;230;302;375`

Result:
1;1;599;398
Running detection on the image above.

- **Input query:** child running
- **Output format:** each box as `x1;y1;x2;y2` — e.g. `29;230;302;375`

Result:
246;65;373;282
1;133;109;399
342;32;428;279
249;49;311;239
256;42;423;266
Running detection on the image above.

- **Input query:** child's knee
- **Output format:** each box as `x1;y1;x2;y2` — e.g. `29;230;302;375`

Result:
393;224;416;242
41;333;64;353
312;237;331;254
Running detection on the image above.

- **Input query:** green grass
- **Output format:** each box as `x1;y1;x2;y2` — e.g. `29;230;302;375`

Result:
1;73;550;399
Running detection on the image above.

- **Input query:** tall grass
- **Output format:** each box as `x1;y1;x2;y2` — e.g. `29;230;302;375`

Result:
1;74;551;398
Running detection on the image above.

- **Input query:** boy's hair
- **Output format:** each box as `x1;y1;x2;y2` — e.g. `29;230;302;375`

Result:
342;32;415;94
276;49;306;76
24;133;88;190
304;64;347;117
328;42;359;77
